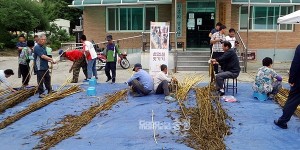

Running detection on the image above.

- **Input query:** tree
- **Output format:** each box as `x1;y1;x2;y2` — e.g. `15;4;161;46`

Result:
0;0;49;33
42;0;82;33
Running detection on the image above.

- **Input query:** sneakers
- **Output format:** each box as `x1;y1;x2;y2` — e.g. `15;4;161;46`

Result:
71;81;78;83
39;94;46;98
112;78;115;84
165;95;177;102
169;93;176;98
48;90;57;94
218;89;225;96
274;120;288;129
269;94;275;99
106;77;112;82
83;79;89;82
130;92;143;97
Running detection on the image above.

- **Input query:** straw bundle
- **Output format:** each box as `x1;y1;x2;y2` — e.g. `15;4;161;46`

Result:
33;89;128;150
275;88;300;117
0;85;81;130
182;86;231;150
176;75;203;101
0;88;35;113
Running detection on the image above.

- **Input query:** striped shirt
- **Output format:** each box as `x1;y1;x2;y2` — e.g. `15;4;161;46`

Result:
211;32;226;52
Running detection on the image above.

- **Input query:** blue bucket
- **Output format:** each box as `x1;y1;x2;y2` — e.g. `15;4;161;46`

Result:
253;91;268;101
87;87;96;96
89;78;97;86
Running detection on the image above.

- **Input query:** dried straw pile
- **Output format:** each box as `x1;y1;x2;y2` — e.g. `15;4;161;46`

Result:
275;88;300;117
180;86;231;149
176;75;203;101
0;85;81;130
33;89;128;150
0;88;35;113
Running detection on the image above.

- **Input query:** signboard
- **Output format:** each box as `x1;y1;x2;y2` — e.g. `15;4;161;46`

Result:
197;18;202;25
176;3;182;37
241;51;256;60
150;22;170;76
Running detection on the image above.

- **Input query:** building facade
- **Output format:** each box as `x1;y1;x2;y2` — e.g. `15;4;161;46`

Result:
69;0;300;61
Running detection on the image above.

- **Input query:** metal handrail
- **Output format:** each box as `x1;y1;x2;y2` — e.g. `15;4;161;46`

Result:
236;31;247;51
236;31;247;72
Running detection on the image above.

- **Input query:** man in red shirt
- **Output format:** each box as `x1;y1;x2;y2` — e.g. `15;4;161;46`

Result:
61;50;88;83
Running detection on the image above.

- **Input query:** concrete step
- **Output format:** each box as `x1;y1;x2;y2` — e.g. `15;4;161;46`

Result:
177;61;245;66
177;51;211;57
177;56;210;61
176;65;245;72
176;66;209;71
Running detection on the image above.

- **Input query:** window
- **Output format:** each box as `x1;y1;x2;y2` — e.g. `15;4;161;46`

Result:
107;6;156;31
239;6;294;31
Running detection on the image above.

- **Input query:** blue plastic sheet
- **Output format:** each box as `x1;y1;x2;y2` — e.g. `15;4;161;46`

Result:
0;83;299;149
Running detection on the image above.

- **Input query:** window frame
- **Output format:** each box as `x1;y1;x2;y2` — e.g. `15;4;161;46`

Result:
106;6;157;32
238;5;294;32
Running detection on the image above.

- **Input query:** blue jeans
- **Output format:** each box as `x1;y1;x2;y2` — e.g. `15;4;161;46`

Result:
87;58;97;79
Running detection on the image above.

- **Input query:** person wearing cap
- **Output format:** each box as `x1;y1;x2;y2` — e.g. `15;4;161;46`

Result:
104;35;122;83
19;40;34;86
153;64;177;101
16;34;27;78
126;63;153;97
80;35;98;80
61;50;88;83
0;69;16;92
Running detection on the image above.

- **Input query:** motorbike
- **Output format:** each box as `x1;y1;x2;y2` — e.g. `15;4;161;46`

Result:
96;52;130;71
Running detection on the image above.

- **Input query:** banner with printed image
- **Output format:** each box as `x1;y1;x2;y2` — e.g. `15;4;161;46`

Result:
149;22;169;76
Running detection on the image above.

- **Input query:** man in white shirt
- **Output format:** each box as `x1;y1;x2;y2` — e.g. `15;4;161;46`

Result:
0;69;16;92
153;64;176;101
80;35;98;80
225;28;238;49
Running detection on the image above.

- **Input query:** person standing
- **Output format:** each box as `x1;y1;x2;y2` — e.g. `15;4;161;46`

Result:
80;35;98;80
34;34;56;98
0;69;16;92
274;44;300;129
253;57;282;99
210;41;241;96
225;28;238;49
209;22;222;54
19;40;34;86
126;63;153;97
104;35;121;83
153;64;176;101
210;25;227;74
61;50;88;83
34;35;39;46
16;34;27;78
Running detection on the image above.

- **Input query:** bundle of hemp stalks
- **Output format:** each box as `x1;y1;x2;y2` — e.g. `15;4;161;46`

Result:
181;86;231;150
275;88;300;117
176;75;203;101
33;89;128;150
0;85;81;130
0;88;35;113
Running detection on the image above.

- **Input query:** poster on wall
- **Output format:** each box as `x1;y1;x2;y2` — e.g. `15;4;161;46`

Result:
149;22;170;76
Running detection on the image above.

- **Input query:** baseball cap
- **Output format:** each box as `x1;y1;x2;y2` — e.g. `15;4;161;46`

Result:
133;63;142;71
106;35;113;41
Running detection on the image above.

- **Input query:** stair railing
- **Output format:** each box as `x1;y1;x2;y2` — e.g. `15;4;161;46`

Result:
236;31;247;72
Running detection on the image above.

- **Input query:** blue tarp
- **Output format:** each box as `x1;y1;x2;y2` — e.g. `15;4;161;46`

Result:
0;83;299;149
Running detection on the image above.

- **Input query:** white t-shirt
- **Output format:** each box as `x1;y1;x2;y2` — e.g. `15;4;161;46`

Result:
225;36;236;48
153;71;171;91
0;70;10;89
84;41;97;59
